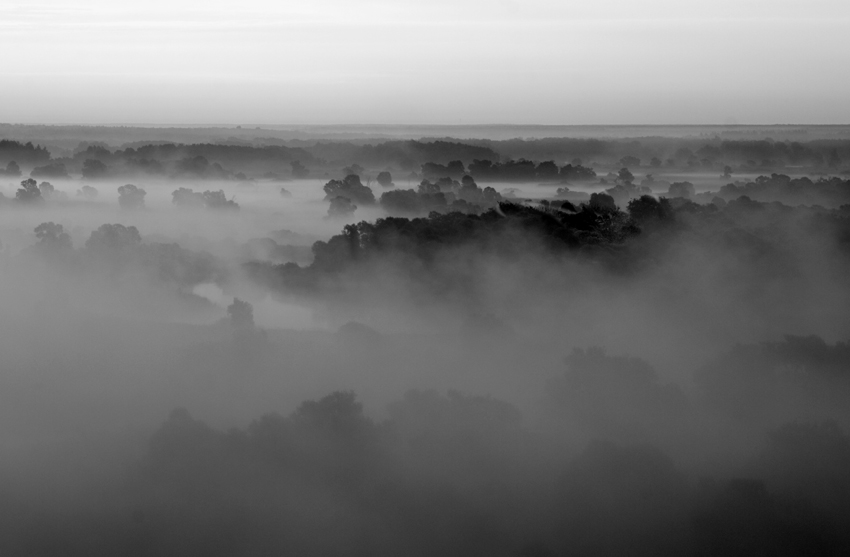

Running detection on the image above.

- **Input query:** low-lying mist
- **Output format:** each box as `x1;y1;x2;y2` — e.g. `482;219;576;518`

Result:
1;148;849;555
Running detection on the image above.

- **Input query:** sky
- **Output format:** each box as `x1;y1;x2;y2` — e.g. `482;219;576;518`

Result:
1;0;849;125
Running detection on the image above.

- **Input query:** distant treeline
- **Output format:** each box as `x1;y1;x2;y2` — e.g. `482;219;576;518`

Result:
70;143;317;180
482;137;850;170
714;174;850;207
0;139;51;166
3;135;849;182
306;139;499;170
422;159;597;182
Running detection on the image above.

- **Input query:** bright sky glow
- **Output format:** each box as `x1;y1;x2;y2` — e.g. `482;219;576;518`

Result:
2;0;848;124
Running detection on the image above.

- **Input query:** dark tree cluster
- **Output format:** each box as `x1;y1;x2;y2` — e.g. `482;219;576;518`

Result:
668;181;696;199
0;139;50;166
246;186;850;317
479;136;850;171
30;162;70;179
174;155;232;179
602;176;654;208
328;196;357;218
15;178;43;203
715;174;850;208
247;201;640;298
290;159;310;178
26;142;311;180
7;133;848;185
421;160;467;179
0;160;21;176
712;139;849;168
380;175;503;216
81;158;109;179
465;159;597;183
376;170;393;187
309;139;499;171
73;142;316;178
323;174;376;206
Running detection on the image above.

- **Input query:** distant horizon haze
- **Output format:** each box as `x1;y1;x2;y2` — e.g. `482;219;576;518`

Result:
1;0;848;125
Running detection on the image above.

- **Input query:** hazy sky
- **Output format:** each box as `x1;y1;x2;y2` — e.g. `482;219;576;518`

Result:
2;0;849;125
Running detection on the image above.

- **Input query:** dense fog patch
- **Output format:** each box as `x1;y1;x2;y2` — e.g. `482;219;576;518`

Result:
0;128;849;555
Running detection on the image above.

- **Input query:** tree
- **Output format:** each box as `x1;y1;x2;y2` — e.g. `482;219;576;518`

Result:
291;160;310;179
650;157;662;168
828;148;840;168
76;185;98;199
589;192;617;212
34;222;72;251
85;223;142;252
667;181;695;199
617;168;634;185
38;181;55;197
177;155;211;177
30;162;69;179
16;178;42;203
227;298;255;329
202;190;239;210
380;189;421;215
535;160;560;180
722;165;733;179
376;171;394;188
342;163;364;176
560;164;597;182
172;187;205;208
292;391;369;437
328;196;357;217
88;223;141;250
117;184;146;209
619;156;641;168
323;175;375;205
82;158;109;179
446;160;466;177
3;161;21;176
468;159;496;179
627;195;674;224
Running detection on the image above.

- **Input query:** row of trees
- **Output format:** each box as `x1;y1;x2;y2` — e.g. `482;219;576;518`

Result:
7;178;241;211
0;139;50;165
28;220;224;290
716;174;850;207
420;159;597;182
480;137;850;169
379;176;503;216
4;135;848;185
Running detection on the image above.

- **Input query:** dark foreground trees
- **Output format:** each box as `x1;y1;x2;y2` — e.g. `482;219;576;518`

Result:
5;377;848;557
